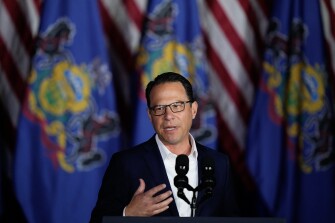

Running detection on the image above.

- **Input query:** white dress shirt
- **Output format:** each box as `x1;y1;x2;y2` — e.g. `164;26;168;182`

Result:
156;134;198;217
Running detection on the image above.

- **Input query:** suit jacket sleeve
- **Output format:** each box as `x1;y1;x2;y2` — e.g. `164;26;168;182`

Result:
89;152;134;223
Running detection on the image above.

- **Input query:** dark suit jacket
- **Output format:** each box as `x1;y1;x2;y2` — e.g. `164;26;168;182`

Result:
90;135;239;222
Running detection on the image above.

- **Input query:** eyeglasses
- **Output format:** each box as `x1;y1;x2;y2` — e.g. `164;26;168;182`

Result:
149;101;193;116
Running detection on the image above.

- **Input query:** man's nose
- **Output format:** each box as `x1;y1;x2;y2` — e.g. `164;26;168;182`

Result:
164;105;174;117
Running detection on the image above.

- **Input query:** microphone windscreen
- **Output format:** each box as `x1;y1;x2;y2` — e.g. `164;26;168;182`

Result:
202;156;215;176
175;154;189;175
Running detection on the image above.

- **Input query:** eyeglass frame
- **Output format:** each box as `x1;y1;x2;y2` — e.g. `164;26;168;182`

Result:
149;100;193;116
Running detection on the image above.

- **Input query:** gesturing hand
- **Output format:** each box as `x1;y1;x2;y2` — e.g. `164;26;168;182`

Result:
124;178;174;216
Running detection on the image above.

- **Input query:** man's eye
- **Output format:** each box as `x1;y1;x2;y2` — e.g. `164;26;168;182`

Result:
155;106;164;111
172;103;182;108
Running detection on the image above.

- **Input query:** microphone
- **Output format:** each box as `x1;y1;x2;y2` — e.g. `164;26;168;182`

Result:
174;154;190;204
198;156;216;204
175;154;189;176
173;155;216;216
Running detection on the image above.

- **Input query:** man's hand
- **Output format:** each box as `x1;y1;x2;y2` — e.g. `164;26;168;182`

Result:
125;178;174;216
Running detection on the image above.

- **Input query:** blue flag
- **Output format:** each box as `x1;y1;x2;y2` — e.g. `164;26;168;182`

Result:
246;1;335;223
13;1;121;222
133;0;217;148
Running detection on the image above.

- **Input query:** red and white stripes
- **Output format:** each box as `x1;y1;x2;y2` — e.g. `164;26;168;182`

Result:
198;0;268;159
98;0;146;108
320;0;335;86
0;0;41;149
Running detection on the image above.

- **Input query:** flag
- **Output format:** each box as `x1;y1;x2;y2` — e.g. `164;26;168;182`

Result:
0;0;40;145
98;0;146;147
246;0;335;222
0;0;41;221
13;0;121;222
198;0;267;155
196;1;269;214
132;0;218;149
320;0;335;87
0;0;41;157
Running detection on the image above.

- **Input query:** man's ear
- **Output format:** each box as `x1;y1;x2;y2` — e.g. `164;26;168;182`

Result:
192;101;198;119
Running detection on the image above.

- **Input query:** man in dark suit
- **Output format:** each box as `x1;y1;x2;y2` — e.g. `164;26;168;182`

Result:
90;72;239;222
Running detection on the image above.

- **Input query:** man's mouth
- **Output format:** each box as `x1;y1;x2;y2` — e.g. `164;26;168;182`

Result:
164;126;177;131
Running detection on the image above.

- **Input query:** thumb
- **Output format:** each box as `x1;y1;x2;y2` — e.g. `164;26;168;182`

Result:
133;178;145;196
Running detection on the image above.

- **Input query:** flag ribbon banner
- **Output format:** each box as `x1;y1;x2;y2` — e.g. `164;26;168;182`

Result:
14;1;121;222
246;0;335;223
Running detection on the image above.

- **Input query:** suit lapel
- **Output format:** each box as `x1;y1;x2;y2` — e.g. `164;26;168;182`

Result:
143;136;179;216
195;145;207;216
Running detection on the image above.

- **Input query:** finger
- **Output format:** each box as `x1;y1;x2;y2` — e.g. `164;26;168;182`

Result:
151;197;174;215
152;206;170;215
152;190;173;204
133;178;145;196
145;183;167;197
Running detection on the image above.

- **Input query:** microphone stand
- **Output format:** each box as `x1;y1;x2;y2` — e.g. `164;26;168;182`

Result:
178;183;212;217
175;184;198;217
174;155;215;217
190;189;197;217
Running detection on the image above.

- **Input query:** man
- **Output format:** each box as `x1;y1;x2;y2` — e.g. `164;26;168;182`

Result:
90;72;239;222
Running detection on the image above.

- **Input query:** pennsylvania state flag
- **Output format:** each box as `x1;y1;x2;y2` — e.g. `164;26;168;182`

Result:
133;0;217;149
13;1;121;222
246;0;335;223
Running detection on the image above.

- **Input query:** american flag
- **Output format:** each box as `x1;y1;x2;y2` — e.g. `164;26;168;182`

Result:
321;0;335;87
197;0;268;185
0;0;41;152
0;0;41;220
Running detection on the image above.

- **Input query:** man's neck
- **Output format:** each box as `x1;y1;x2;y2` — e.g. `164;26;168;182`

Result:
165;137;192;156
